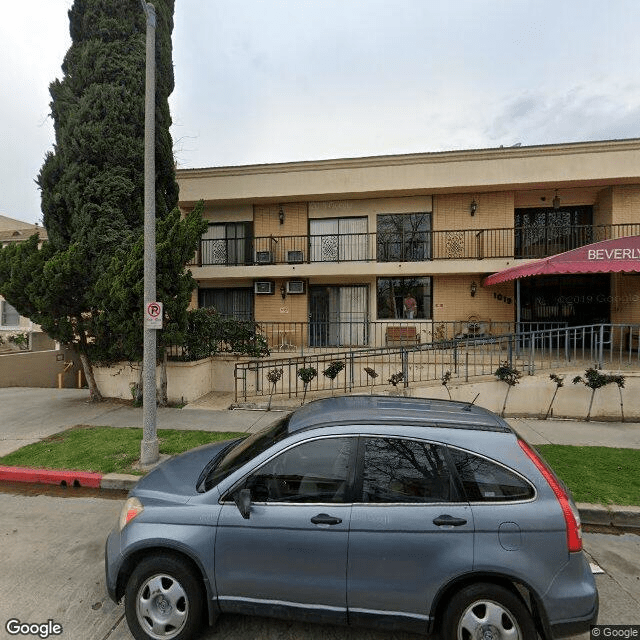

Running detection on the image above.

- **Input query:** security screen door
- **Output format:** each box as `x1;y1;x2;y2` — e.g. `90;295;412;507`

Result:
309;285;368;347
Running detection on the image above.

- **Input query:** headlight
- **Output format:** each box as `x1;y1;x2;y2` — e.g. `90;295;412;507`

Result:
119;497;144;531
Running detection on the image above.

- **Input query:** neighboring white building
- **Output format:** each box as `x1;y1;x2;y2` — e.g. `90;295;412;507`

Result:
0;215;47;345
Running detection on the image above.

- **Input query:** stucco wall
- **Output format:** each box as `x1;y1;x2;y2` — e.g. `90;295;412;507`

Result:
93;356;245;404
0;350;77;388
414;371;640;421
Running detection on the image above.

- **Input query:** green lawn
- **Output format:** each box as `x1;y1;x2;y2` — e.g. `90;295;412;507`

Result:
0;426;245;475
536;444;640;506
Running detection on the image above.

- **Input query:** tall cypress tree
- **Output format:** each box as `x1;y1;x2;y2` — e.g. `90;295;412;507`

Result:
0;0;201;401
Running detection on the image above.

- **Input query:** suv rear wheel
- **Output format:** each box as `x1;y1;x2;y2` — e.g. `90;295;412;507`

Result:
442;583;536;640
124;553;203;640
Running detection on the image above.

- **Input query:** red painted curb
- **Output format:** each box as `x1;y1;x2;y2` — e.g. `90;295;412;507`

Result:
0;466;103;488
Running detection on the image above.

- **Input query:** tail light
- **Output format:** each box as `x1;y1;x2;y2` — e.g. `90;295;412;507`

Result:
518;439;582;552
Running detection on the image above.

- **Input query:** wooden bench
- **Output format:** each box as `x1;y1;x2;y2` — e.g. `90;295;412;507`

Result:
385;326;420;347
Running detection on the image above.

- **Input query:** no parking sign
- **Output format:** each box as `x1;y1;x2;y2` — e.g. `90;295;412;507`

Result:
145;301;163;329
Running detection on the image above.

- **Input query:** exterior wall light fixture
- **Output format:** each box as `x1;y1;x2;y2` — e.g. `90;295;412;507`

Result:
552;190;560;211
470;199;477;216
470;281;477;297
280;283;287;299
278;206;285;224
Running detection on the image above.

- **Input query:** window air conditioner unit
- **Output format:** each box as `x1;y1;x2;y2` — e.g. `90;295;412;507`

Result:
256;250;274;264
254;281;274;294
286;280;305;295
287;250;304;263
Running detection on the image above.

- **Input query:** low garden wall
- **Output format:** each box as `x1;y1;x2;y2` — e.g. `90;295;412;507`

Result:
413;371;640;421
93;355;244;404
93;356;640;421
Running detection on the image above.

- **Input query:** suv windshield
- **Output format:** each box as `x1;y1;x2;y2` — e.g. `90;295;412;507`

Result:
199;416;291;492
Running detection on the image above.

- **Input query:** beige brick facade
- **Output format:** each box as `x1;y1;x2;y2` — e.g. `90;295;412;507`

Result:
433;192;514;231
181;140;640;346
433;276;514;324
611;185;640;225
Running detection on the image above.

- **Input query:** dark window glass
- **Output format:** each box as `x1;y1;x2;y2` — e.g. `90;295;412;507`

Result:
202;417;290;491
377;277;432;319
240;437;355;503
198;287;253;321
449;448;534;502
360;438;453;503
377;213;431;262
514;206;592;258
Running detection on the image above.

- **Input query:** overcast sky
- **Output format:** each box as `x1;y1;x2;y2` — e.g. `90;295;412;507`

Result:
2;0;640;225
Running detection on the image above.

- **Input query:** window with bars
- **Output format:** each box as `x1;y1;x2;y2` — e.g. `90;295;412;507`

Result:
309;217;369;262
201;222;252;265
514;206;592;258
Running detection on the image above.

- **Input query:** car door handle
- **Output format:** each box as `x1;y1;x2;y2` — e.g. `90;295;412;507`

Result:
433;514;468;527
311;513;342;525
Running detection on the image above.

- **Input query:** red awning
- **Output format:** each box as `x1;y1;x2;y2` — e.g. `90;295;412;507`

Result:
483;235;640;286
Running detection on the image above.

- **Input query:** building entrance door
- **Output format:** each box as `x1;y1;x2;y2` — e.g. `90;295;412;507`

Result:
520;274;610;325
309;286;368;347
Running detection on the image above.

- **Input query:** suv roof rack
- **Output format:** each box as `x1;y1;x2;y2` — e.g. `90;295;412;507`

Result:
288;395;511;433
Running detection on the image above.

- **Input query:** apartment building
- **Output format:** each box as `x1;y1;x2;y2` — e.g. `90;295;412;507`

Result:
0;215;48;343
177;139;640;350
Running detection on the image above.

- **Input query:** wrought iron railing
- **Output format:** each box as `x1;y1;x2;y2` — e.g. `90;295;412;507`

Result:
189;223;640;267
234;323;640;401
252;320;568;356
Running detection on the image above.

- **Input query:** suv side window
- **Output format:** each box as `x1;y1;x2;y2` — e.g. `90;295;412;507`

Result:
360;437;454;503
238;437;355;503
448;448;534;502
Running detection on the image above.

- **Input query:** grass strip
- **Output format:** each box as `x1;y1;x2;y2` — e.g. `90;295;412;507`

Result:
0;426;245;476
536;444;640;506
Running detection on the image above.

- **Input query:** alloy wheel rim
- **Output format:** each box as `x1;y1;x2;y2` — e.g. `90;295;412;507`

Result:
136;573;189;639
457;599;522;640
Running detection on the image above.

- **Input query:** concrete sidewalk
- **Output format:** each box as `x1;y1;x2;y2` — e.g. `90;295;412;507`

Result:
0;387;284;457
0;388;639;527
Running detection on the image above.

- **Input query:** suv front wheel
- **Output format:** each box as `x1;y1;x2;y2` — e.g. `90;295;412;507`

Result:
442;583;537;640
124;553;203;640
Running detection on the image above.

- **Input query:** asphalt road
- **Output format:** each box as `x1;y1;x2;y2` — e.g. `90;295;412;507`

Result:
0;487;638;640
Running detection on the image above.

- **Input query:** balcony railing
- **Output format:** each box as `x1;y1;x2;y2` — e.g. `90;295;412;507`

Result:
188;223;640;267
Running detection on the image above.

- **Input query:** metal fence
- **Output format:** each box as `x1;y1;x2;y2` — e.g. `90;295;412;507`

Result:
254;320;567;356
234;323;640;402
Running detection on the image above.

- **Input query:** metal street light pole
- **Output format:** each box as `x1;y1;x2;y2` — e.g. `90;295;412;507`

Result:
140;0;159;465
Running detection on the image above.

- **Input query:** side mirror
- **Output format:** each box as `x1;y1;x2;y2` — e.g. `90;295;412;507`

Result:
234;488;251;520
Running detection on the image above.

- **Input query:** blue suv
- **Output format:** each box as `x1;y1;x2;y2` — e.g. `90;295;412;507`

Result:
105;395;598;640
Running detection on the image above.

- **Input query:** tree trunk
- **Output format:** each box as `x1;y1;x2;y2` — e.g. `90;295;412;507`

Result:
544;387;559;420
618;386;625;423
79;352;103;402
501;385;511;417
586;389;595;421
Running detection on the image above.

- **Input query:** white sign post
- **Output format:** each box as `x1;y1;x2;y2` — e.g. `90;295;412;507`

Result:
145;301;163;329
